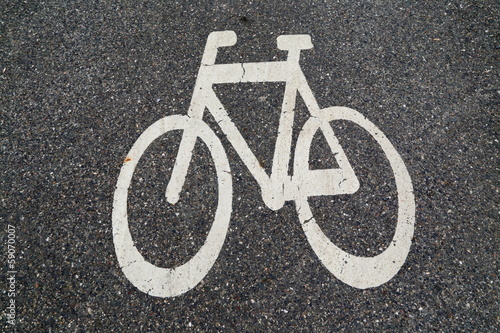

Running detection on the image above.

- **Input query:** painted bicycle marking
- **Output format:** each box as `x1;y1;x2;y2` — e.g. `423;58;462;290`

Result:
112;31;415;297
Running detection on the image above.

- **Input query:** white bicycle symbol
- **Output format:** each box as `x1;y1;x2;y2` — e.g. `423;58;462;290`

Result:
112;31;415;297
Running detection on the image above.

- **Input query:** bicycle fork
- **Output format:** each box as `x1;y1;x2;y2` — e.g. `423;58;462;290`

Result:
165;32;237;204
164;86;209;205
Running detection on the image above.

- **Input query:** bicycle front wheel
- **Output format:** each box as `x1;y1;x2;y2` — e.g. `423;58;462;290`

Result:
294;107;415;289
112;115;232;297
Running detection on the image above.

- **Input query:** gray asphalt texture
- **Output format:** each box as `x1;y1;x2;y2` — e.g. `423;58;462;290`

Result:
1;0;498;331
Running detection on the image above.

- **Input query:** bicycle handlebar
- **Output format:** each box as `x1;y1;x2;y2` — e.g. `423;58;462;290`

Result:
201;31;314;66
207;31;238;48
201;31;237;66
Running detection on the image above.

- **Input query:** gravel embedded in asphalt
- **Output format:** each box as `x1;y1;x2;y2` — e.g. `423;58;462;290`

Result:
1;0;498;331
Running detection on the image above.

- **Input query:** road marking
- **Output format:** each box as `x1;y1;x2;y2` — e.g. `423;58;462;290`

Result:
113;31;415;297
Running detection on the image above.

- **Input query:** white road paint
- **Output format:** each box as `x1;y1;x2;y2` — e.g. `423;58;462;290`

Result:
113;31;415;297
113;116;232;297
294;107;415;289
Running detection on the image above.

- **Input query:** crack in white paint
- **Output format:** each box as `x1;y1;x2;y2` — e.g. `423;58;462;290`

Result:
240;63;246;82
112;31;415;297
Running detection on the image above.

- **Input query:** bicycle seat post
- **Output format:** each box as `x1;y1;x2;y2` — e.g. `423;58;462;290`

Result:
201;31;238;66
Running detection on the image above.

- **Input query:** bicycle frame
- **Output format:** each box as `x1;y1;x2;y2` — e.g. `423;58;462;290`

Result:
166;31;358;210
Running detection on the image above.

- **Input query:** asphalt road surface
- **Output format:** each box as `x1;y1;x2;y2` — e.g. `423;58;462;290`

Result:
2;0;498;331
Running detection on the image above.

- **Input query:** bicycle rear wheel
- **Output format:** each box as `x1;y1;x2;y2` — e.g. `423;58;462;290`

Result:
112;115;232;297
294;107;415;289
